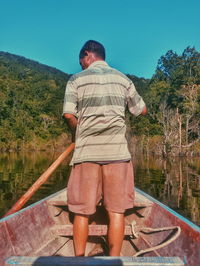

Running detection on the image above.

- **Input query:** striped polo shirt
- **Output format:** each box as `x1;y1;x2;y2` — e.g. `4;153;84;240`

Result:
63;61;146;165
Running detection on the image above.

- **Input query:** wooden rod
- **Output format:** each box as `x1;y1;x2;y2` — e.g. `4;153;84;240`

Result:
3;143;75;217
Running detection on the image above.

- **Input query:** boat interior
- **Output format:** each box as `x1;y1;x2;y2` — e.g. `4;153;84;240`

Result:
44;189;154;257
1;188;198;265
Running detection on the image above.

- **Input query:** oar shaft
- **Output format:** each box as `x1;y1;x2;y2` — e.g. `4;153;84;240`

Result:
4;143;75;217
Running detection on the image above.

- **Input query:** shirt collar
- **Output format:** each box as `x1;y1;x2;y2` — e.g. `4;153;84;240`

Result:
88;60;108;69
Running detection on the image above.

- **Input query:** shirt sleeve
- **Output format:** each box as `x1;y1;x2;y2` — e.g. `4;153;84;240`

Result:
62;75;78;117
126;81;146;116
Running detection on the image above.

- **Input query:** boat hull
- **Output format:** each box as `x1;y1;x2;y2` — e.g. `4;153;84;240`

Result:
0;188;199;265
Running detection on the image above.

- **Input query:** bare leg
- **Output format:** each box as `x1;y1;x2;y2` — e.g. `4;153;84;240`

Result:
107;211;125;256
73;214;89;256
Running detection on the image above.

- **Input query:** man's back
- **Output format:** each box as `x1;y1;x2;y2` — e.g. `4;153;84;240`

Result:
75;61;129;118
63;60;145;165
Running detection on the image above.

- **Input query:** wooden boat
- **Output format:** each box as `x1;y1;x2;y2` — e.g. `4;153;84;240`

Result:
1;187;199;266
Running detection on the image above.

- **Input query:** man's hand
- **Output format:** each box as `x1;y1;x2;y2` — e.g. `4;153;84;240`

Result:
63;113;78;143
141;106;148;115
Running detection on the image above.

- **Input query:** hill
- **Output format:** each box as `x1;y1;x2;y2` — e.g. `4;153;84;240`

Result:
0;51;149;151
0;51;70;151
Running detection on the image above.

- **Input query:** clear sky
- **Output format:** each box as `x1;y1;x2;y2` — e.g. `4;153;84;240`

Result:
1;0;200;78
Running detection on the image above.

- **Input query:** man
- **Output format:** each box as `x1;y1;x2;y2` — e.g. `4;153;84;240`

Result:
63;40;147;256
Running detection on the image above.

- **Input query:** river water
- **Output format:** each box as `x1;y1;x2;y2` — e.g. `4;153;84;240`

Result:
0;151;199;226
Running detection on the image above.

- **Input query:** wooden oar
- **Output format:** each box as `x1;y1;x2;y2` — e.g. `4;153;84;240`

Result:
3;143;75;217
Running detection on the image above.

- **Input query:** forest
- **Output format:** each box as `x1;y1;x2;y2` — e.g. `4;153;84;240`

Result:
0;47;200;157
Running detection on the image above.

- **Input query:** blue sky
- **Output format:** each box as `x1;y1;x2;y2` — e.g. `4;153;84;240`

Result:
1;0;200;78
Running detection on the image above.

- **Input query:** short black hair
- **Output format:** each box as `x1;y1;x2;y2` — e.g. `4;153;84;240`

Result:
79;40;105;60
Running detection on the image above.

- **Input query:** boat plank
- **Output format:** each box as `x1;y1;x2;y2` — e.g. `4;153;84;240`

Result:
48;198;152;208
51;224;133;236
48;200;67;206
5;256;184;266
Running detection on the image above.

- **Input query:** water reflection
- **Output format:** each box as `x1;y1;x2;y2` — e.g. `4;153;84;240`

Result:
133;156;200;226
0;152;199;226
0;151;71;217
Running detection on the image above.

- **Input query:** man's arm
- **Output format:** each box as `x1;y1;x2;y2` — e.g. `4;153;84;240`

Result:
64;113;78;143
126;81;148;117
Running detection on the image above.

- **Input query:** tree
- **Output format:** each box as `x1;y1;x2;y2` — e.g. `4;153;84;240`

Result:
147;46;200;155
0;51;70;151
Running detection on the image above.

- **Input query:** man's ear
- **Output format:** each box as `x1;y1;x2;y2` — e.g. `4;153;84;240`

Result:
85;51;93;65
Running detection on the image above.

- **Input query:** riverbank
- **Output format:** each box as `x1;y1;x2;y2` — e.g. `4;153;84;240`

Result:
1;134;200;157
129;136;200;158
0;133;71;153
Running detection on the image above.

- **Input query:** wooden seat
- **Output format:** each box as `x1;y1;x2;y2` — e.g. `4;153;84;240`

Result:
48;200;152;208
48;200;67;206
51;224;133;236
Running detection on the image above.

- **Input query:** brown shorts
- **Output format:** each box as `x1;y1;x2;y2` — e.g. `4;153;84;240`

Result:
67;161;134;215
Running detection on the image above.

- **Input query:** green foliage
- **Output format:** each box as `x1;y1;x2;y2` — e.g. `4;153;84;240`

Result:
0;52;70;150
151;46;200;108
144;46;200;155
1;47;199;155
128;113;162;136
128;46;200;157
